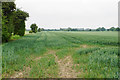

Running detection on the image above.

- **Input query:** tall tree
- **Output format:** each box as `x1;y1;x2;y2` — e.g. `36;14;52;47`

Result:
2;2;16;42
13;9;29;36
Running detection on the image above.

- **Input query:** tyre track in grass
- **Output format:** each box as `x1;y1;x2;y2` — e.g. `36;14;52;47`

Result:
10;66;31;78
57;56;78;78
43;32;81;78
46;49;78;78
35;48;78;78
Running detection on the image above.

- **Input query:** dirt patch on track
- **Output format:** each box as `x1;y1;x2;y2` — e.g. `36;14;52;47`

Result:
45;50;57;55
57;56;78;78
34;57;41;61
75;44;92;50
43;49;78;78
34;49;57;61
81;45;88;48
11;66;31;78
46;49;79;78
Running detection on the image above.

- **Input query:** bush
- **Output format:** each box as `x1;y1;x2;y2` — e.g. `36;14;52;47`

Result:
29;30;32;33
10;35;20;40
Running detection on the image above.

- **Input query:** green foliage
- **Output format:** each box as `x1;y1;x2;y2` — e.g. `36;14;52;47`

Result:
115;27;120;31
2;33;47;77
10;35;20;40
29;54;58;78
77;47;100;55
109;27;116;31
55;31;118;46
2;2;16;42
96;27;106;31
67;27;72;31
88;48;118;78
2;27;11;42
30;23;38;33
38;28;41;32
101;27;106;31
41;28;44;31
29;30;33;33
2;15;10;42
56;49;69;59
13;9;29;36
2;2;29;42
72;47;118;78
2;2;16;16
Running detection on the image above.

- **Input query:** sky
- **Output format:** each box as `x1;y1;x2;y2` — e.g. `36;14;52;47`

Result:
15;0;119;29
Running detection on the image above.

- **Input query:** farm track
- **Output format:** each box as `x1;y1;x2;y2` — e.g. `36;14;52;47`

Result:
44;49;78;78
58;56;78;78
42;49;78;78
34;48;79;78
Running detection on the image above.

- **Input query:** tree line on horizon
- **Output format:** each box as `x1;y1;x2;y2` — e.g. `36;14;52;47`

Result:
43;27;120;31
28;26;120;32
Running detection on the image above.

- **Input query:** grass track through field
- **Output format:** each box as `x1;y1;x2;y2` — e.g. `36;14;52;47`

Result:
10;48;78;78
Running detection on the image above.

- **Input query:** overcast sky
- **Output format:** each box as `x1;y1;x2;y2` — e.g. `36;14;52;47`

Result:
15;0;119;29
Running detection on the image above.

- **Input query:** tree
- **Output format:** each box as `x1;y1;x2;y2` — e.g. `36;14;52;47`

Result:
2;16;11;42
101;27;106;31
2;2;16;42
115;27;120;31
67;27;72;31
89;29;92;31
2;2;29;42
109;27;116;31
96;27;101;31
30;23;38;33
60;28;63;31
96;27;106;31
38;28;41;32
13;9;29;36
41;28;44;31
107;29;110;31
2;2;16;16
